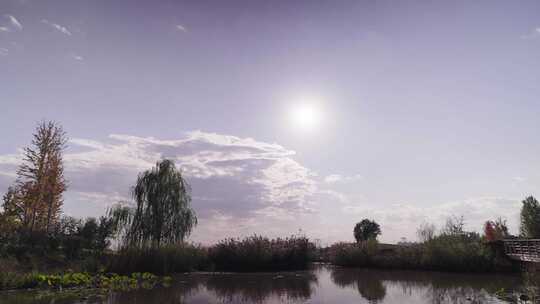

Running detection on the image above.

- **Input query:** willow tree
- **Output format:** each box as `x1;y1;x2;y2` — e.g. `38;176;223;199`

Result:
122;160;197;248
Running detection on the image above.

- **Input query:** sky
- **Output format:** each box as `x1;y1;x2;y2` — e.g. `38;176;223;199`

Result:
1;0;540;244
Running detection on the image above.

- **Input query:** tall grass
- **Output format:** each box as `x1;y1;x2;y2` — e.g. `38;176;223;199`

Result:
208;235;314;272
106;235;315;274
106;244;208;274
329;234;515;273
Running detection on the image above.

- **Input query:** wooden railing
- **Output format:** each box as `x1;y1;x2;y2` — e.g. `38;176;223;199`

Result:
503;239;540;262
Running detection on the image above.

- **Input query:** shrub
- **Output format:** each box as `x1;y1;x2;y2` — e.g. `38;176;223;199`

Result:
328;243;370;267
421;233;494;272
328;233;504;272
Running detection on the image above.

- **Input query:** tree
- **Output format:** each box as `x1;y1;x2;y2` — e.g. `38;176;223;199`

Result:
6;121;67;233
442;215;465;235
0;188;22;244
520;196;540;238
118;160;197;248
95;215;116;252
484;221;496;241
484;218;509;241
1;187;22;223
417;222;436;242
354;219;381;243
80;217;99;249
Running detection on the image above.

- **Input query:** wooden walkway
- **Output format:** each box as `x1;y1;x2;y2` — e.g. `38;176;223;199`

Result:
503;239;540;263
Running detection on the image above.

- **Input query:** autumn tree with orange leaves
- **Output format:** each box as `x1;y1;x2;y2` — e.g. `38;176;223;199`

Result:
2;121;67;233
483;218;509;241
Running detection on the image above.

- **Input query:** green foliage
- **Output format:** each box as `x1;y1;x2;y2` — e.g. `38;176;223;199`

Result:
208;235;314;272
520;196;540;238
330;235;505;272
0;271;170;291
421;233;494;272
328;243;370;267
353;219;381;243
111;160;197;249
0;212;118;270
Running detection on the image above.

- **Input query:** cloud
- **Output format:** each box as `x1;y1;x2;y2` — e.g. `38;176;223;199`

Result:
512;176;526;183
42;19;72;36
343;196;521;241
1;131;317;221
324;173;363;183
0;48;8;56
175;24;187;32
0;130;523;244
71;54;84;61
4;15;22;31
0;27;10;32
521;27;540;40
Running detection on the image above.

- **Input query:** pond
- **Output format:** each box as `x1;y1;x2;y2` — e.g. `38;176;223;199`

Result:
0;264;525;304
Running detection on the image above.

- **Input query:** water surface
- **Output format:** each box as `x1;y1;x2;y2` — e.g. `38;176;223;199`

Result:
0;265;523;304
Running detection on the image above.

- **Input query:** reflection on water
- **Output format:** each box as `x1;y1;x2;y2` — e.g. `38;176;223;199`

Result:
204;272;317;303
0;264;523;304
331;269;386;303
330;267;521;304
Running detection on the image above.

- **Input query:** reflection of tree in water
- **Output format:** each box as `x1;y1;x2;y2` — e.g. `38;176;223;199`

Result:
331;268;386;303
205;272;318;303
390;270;520;304
330;267;521;304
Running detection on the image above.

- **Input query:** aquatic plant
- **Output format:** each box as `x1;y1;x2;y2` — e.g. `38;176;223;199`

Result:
0;271;170;291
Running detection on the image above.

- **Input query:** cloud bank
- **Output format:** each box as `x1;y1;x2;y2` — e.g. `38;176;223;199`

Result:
0;131;523;244
0;131;320;242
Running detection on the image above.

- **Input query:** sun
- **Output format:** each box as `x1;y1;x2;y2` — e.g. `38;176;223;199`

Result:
290;103;322;131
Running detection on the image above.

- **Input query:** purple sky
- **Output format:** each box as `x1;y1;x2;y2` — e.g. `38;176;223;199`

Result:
1;0;540;244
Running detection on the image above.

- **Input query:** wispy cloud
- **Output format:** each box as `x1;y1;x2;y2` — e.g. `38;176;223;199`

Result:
4;15;22;31
521;27;540;40
0;26;10;32
512;176;526;183
324;173;363;183
42;19;72;36
0;48;8;56
71;54;84;61
175;24;187;32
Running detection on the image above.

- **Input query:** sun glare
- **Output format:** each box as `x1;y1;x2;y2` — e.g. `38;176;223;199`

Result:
290;103;322;131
